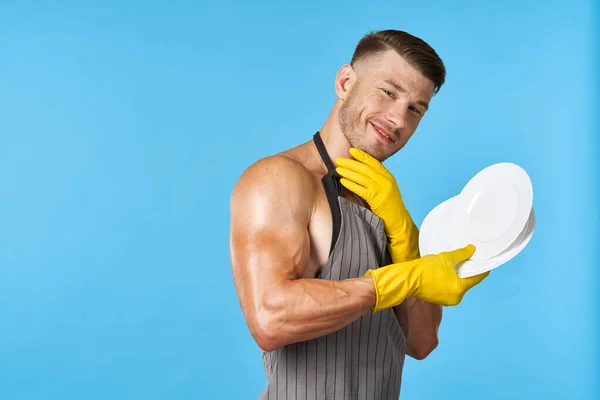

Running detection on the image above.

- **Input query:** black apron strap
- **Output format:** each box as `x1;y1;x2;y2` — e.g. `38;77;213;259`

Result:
313;131;336;172
313;132;344;255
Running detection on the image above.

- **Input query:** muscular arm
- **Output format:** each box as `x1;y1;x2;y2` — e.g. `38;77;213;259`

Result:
230;156;376;352
394;299;442;360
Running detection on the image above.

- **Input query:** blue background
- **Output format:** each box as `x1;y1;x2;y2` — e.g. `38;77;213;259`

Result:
0;1;597;399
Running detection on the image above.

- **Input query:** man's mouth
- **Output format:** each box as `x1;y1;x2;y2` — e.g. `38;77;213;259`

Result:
371;122;396;144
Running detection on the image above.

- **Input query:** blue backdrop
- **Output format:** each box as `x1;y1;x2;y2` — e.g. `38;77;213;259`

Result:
0;1;597;399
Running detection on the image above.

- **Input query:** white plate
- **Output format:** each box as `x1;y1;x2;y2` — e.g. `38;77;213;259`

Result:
457;206;535;277
419;196;456;257
450;163;533;260
419;196;535;278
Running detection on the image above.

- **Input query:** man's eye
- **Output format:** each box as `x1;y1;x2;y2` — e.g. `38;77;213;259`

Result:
409;106;422;115
382;89;394;98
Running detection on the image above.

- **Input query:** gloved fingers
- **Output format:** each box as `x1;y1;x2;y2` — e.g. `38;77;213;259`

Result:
441;244;476;265
461;270;490;290
335;157;383;182
348;148;395;180
339;178;368;199
335;167;375;191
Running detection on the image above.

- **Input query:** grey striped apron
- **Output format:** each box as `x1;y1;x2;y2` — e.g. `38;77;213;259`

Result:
258;132;407;400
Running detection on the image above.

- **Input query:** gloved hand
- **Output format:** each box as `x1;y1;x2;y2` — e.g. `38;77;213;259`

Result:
335;148;420;263
365;245;489;312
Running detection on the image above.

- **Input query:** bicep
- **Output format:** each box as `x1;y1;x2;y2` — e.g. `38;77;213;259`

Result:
230;213;310;309
229;157;314;320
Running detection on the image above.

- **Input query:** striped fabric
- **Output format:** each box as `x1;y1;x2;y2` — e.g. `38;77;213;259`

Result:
258;196;407;399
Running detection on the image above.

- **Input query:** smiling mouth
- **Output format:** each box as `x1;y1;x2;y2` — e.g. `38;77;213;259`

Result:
371;122;396;144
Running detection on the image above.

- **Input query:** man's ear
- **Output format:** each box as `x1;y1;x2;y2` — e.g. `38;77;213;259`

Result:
334;64;356;100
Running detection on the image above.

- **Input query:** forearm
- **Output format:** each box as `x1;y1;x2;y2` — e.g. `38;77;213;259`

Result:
252;275;376;351
395;297;442;360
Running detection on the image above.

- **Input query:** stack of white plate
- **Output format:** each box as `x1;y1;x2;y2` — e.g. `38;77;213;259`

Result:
419;163;535;278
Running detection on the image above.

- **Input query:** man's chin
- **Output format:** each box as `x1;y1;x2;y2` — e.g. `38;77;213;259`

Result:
346;133;397;161
357;144;393;162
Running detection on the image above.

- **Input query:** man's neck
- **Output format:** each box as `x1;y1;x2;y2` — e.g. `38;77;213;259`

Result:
318;106;351;167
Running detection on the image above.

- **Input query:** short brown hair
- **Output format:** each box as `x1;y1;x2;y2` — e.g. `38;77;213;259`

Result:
350;30;446;95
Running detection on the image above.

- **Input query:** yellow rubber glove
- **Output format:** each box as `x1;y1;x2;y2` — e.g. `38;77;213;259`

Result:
366;245;490;312
335;148;420;263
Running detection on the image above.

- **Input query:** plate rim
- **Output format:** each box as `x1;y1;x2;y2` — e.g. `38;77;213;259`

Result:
451;162;533;260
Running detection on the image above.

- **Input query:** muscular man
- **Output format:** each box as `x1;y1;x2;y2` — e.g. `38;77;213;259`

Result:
230;30;489;399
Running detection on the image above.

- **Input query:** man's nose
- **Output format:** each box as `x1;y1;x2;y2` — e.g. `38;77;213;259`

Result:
385;104;407;130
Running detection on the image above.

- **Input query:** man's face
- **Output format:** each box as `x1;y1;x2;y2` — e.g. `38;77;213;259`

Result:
338;50;436;161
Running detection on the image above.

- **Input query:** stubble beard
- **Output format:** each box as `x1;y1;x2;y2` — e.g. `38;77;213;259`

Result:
339;89;369;156
338;89;397;162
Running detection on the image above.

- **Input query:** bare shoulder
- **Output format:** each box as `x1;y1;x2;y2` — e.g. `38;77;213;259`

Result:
230;154;318;219
229;153;319;284
230;144;331;281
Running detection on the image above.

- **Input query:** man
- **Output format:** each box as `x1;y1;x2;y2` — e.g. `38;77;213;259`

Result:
229;30;489;399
